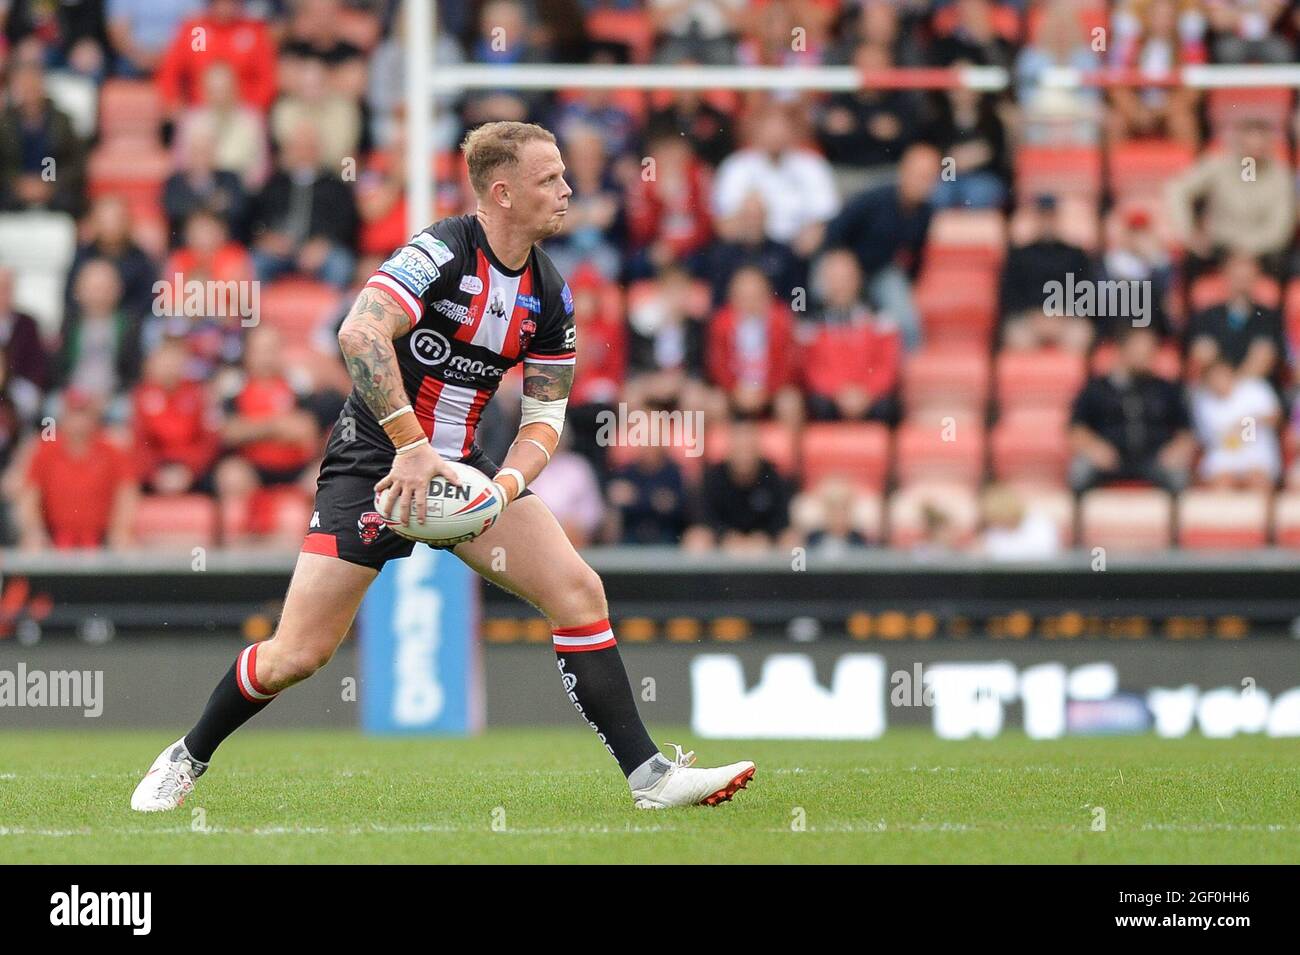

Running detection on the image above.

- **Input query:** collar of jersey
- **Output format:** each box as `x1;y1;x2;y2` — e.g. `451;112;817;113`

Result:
472;216;531;278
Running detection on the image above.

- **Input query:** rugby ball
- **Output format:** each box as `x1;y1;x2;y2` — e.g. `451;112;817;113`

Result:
375;461;503;546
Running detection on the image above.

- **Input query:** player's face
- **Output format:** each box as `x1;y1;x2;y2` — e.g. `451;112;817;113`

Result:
515;141;571;240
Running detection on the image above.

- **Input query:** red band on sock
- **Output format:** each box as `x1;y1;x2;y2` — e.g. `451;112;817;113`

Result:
236;643;277;702
552;619;616;652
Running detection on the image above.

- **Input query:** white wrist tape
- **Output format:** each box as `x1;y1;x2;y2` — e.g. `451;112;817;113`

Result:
378;404;414;426
520;394;567;439
513;437;553;462
496;467;526;497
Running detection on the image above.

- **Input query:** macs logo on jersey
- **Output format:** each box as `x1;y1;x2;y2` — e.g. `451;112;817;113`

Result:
360;547;482;735
412;233;456;267
516;294;542;314
459;275;483;295
380;249;439;296
410;328;451;365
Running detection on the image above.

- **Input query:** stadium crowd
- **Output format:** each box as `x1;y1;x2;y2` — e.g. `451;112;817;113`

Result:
3;0;1300;555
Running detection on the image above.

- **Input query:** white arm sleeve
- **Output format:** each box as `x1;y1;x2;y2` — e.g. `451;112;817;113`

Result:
520;394;567;440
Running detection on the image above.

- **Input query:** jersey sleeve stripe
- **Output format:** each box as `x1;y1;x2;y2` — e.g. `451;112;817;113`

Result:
523;351;576;364
365;273;424;328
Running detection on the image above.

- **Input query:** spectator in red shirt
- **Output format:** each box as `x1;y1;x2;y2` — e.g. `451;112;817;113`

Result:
800;249;901;423
132;337;220;494
155;0;278;117
213;326;319;531
625;129;713;279
15;388;138;550
706;265;802;425
145;209;252;385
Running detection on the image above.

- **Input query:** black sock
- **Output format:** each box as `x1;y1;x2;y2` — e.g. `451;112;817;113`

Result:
553;620;660;777
184;643;279;763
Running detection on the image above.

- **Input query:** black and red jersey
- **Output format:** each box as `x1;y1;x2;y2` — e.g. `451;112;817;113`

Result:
338;214;577;460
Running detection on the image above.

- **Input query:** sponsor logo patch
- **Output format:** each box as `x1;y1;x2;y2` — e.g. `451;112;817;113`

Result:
410;328;452;365
560;282;574;315
459;274;483;295
516;293;542;313
432;298;473;325
412;233;456;267
380;247;440;296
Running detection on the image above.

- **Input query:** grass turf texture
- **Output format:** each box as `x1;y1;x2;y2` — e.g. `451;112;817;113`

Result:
1;728;1296;863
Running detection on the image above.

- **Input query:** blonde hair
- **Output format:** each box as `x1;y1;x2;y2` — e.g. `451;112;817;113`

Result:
460;121;556;197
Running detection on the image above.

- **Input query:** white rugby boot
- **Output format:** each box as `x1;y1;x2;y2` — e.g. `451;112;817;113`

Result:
130;737;207;812
631;743;755;809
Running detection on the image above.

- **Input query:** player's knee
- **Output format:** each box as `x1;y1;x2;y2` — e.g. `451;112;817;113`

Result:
547;563;607;626
266;640;336;686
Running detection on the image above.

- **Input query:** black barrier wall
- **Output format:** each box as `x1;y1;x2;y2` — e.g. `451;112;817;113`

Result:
4;637;1298;738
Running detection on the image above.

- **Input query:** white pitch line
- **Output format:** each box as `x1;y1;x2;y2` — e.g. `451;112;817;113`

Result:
4;821;1298;838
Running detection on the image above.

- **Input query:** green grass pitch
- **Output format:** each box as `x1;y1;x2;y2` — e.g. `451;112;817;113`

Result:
1;728;1296;863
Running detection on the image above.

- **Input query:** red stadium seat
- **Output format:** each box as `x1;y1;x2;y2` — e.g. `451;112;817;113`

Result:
925;209;1007;272
1090;340;1182;381
894;419;986;486
995;349;1087;416
133;494;219;550
1080;487;1173;552
800;422;891;491
1109;139;1196;202
239;486;313;540
887;482;979;549
1189;272;1281;313
901;348;991;419
991;408;1070;485
914;269;998;348
1208;88;1294;137
257;278;343;347
87;140;170;223
98;79;163;145
1177;489;1270;550
586;9;656;64
1272;491;1300;548
1016;146;1102;202
704;421;798;477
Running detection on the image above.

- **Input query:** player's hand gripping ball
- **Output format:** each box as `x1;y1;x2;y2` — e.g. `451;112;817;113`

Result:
375;461;504;546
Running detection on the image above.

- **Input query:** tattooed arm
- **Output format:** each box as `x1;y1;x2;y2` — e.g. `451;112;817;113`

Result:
493;359;574;502
337;286;457;524
335;287;412;422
